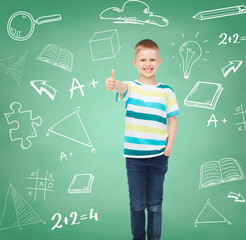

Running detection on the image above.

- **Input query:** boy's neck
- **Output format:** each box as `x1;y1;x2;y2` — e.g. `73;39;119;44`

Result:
137;76;158;85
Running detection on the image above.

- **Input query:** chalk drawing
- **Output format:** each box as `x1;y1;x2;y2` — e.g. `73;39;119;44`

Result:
227;192;245;202
70;77;85;98
4;102;42;149
195;199;231;227
60;152;73;162
7;11;61;41
100;0;169;27
193;5;246;20
199;158;245;189
30;80;57;101
219;33;246;45
171;31;210;78
27;169;54;201
0;51;28;85
0;183;45;230
68;174;94;194
47;108;95;153
51;209;98;230
233;103;246;132
179;41;202;79
37;44;73;72
89;29;121;61
184;81;223;110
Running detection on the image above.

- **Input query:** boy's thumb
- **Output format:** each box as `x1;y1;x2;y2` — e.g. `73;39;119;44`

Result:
111;69;115;79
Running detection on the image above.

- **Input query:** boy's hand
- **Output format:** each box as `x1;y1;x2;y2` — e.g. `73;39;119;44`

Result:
106;69;115;91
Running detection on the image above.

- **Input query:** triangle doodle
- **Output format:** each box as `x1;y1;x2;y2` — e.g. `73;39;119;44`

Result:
47;110;93;148
0;183;45;231
194;199;231;227
0;51;28;85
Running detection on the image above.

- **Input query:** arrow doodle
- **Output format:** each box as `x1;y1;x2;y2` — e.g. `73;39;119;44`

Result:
30;80;57;100
221;60;243;78
227;191;245;202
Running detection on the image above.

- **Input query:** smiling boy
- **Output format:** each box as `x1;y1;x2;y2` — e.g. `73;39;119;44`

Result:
106;39;179;240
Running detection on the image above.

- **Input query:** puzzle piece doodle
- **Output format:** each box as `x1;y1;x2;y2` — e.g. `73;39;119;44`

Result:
4;102;42;149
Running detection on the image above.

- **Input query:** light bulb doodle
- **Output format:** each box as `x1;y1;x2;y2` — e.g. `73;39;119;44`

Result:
179;41;202;79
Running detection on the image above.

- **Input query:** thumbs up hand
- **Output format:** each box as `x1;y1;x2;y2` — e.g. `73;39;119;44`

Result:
106;69;116;91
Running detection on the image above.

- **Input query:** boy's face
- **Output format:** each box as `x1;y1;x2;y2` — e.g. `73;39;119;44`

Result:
133;48;161;79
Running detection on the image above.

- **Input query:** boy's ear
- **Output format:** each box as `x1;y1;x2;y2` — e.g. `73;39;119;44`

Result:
159;58;162;66
132;59;137;68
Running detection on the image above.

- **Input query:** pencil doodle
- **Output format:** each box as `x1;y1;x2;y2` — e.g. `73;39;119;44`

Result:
193;5;246;20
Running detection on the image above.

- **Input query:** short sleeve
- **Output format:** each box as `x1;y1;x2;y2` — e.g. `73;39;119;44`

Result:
166;91;180;118
116;81;131;102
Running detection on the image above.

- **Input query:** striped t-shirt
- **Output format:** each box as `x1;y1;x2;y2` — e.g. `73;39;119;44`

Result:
116;80;179;158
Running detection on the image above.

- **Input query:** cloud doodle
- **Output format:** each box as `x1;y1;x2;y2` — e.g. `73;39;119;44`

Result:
100;0;169;27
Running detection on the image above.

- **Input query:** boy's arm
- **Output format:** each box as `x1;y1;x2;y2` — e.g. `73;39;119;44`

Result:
105;69;127;94
164;115;177;156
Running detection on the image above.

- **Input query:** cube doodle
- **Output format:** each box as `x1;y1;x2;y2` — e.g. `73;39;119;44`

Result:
4;102;42;149
89;29;121;61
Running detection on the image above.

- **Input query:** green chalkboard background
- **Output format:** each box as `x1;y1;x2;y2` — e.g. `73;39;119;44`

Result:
0;0;246;239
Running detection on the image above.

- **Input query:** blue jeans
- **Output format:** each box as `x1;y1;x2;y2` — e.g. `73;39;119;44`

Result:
126;154;169;240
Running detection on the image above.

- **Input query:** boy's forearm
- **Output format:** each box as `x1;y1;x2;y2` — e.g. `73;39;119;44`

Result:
165;116;177;155
113;80;127;94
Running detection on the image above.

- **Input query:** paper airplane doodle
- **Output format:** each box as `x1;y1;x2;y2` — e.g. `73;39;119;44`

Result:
0;183;45;231
4;102;42;149
221;60;243;77
47;108;95;152
195;199;231;227
30;80;57;100
0;50;28;85
227;192;245;202
100;0;169;27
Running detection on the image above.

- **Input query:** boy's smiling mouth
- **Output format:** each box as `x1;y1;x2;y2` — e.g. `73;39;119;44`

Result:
143;67;153;72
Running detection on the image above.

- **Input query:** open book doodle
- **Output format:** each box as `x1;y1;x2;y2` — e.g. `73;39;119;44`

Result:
68;174;94;194
37;44;73;72
184;81;223;110
199;158;245;189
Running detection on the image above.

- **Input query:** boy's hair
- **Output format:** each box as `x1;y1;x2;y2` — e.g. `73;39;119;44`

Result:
134;39;159;58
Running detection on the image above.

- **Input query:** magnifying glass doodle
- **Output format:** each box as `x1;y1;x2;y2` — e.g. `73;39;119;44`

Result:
7;11;62;41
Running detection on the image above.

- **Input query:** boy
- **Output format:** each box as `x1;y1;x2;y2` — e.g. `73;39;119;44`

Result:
105;39;179;240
